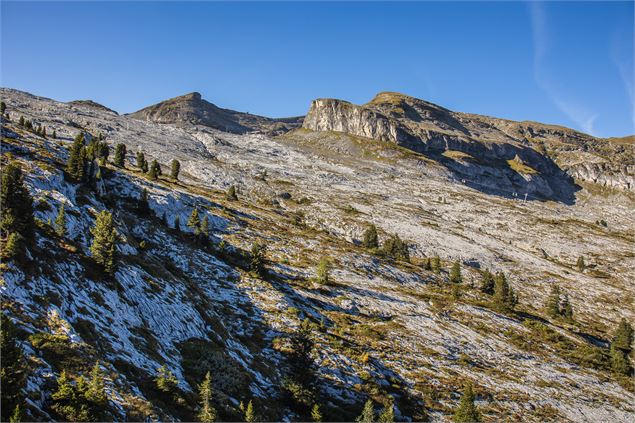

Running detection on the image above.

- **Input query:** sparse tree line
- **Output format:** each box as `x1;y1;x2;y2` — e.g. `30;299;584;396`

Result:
1;100;55;139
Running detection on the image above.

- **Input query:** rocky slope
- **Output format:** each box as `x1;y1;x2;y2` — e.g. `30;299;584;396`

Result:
128;92;303;135
303;92;634;196
1;87;634;422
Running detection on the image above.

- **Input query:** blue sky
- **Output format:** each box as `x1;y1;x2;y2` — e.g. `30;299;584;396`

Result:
1;1;633;137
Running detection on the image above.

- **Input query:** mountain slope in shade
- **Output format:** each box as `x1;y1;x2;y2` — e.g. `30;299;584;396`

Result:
128;91;303;135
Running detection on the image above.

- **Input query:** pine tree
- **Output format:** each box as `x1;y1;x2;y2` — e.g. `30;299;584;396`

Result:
356;399;375;423
244;400;256;423
492;272;516;312
250;243;267;277
42;126;47;138
316;256;331;285
55;203;67;237
382;233;409;261
449;261;462;283
0;101;5;115
545;284;561;318
288;319;315;388
560;294;573;321
2;233;24;260
136;152;147;172
452;383;480;422
1;314;27;422
480;270;495;295
378;400;395;423
431;255;441;274
612;319;634;353
226;185;238;201
170;159;180;180
311;403;323;422
1;161;35;242
187;208;201;234
89;210;117;274
113;143;126;167
200;215;209;238
576;256;585;272
86;362;107;407
148;160;161;180
197;371;217;422
52;130;57;139
155;364;178;393
9;403;22;423
362;224;378;249
66;134;86;181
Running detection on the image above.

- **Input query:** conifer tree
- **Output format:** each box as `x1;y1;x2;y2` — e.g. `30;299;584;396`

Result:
18;116;24;127
52;130;57;139
187;208;201;234
9;403;22;423
431;255;441;273
612;319;634;352
382;233;409;261
55;203;66;237
2;233;24;261
0;101;5;114
545;284;561;318
42;126;47;138
197;371;217;422
576;256;585;272
449;261;462;283
170;159;180;180
452;383;480;422
288;319;315;388
610;344;631;376
86;362;107;407
0;161;35;242
113;143;126;167
89;210;117;274
1;314;27;422
200;215;209;238
480;270;495;295
422;257;431;271
362;224;378;249
226;185;238;201
136;152;147;171
66;133;86;181
378;400;395;423
356;399;375;423
492;272;516;312
138;188;150;216
155;365;178;393
560;294;573;321
316;256;331;285
311;403;323;422
250;242;267;277
244;400;256;423
148;160;161;180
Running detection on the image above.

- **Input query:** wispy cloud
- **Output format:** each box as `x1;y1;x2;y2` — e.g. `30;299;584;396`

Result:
528;1;599;135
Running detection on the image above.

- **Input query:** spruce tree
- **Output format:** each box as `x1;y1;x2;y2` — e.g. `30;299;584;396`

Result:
311;403;323;422
449;261;462;283
316;256;331;285
197;371;217;423
576;256;585;272
200;215;210;238
250;243;267;277
1;314;27;422
66;134;86;181
493;272;516;312
136;152;147;171
89;210;117;274
9;403;22;423
155;365;178;393
545;284;561;318
113;143;126;167
55;203;67;237
244;400;255;423
288;319;315;388
431;255;441;273
361;224;378;249
0;101;5;114
612;319;634;352
52;130;57;139
2;233;24;260
452;383;480;422
382;233;409;261
560;294;573;321
226;185;238;201
378;400;395;423
170;159;180;180
356;399;375;423
86;362;107;407
148;160;161;180
480;270;495;295
187;208;201;234
0;161;35;242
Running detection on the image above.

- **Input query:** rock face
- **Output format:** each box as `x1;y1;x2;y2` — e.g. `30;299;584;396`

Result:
302;92;634;194
129;92;303;135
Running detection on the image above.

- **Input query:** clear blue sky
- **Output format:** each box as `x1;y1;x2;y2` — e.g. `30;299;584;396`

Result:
1;1;633;137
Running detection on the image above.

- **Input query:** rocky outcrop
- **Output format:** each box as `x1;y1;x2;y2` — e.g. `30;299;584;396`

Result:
129;92;303;135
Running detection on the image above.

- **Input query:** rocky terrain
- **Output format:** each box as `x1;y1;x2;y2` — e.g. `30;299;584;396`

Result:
1;87;634;422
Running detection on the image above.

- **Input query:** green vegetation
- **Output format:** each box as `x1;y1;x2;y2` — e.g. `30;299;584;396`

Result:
452;383;480;422
155;364;178;393
492;272;517;312
430;255;441;273
170;159;181;180
197;371;217;422
480;270;494;295
381;233;409;261
356;399;375;423
610;319;633;376
187;208;201;234
89;210;117;275
148;160;161;180
250;242;267;277
1;314;27;422
136;152;148;172
113;143;127;167
507;155;537;175
55;203;67;237
50;363;108;422
361;224;378;249
226;185;238;201
316;256;331;285
66;134;87;181
1;161;35;259
449;261;462;283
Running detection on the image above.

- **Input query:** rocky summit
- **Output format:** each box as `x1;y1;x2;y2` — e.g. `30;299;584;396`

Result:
1;87;634;423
